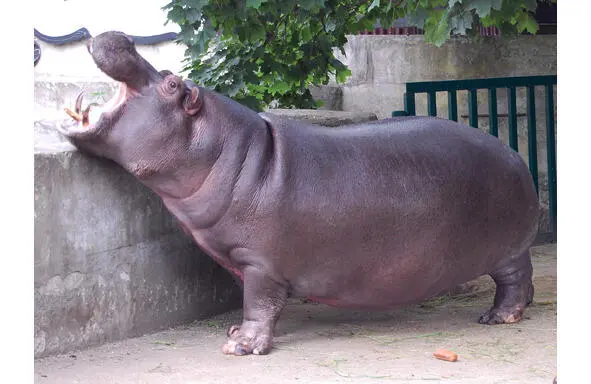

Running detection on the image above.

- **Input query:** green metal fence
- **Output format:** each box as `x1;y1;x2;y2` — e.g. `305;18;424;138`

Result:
392;75;557;242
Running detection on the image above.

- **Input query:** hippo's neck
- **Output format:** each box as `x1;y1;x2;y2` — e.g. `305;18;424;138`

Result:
159;90;274;230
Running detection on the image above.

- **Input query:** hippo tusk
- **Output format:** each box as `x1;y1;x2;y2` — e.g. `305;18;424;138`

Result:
75;91;85;115
81;104;98;128
59;91;102;138
63;91;87;122
64;91;100;127
64;107;83;122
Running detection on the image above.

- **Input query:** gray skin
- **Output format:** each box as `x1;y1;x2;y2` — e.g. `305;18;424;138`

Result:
57;31;539;356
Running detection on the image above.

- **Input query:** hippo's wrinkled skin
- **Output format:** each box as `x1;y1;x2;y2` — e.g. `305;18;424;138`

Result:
57;31;539;356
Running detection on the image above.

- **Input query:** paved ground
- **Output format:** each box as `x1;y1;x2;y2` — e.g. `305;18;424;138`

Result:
35;244;556;384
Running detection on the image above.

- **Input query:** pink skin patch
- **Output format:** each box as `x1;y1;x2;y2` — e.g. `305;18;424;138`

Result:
228;266;244;281
207;254;244;281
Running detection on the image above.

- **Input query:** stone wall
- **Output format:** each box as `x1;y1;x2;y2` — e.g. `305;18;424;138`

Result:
330;35;556;119
34;134;243;358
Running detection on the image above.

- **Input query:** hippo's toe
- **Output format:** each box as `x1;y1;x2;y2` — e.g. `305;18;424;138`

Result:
478;305;524;325
222;322;273;356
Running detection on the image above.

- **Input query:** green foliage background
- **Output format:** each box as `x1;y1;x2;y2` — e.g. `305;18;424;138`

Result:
164;0;555;111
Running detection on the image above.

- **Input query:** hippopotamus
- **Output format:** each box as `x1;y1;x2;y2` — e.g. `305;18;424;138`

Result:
57;31;539;356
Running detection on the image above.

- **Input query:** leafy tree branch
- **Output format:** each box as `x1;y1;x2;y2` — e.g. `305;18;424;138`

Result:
164;0;555;111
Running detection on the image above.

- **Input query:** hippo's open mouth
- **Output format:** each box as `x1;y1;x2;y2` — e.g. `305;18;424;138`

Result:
62;82;136;133
61;30;157;134
58;31;165;138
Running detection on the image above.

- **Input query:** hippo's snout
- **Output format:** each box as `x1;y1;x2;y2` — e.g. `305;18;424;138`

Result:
87;31;163;91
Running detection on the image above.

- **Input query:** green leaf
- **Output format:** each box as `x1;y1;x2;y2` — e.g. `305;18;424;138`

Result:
516;11;538;34
167;6;186;23
248;23;266;42
335;67;351;84
185;8;202;23
424;9;452;47
301;26;312;41
405;7;430;29
465;0;499;18
368;0;380;12
246;0;265;9
185;0;208;8
490;0;503;11
522;0;539;11
449;11;473;35
299;0;325;11
324;19;337;32
272;81;291;94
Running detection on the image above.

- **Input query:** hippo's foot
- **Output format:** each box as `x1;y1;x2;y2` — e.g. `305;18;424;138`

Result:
479;250;534;325
478;304;526;324
222;321;273;356
221;264;288;356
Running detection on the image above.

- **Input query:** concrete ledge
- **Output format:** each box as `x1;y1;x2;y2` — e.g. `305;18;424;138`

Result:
34;127;242;358
266;108;378;127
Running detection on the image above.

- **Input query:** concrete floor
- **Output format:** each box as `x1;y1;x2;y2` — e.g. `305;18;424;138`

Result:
35;244;556;384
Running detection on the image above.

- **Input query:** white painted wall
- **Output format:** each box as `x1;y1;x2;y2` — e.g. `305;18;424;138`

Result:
34;0;188;81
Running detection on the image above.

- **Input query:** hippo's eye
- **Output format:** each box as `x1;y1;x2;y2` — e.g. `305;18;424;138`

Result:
161;75;182;96
166;80;178;93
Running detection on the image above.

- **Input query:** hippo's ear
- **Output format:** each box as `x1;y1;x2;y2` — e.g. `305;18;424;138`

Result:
184;86;201;116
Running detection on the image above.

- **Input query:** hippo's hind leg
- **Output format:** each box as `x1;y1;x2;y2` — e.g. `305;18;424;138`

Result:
479;250;534;325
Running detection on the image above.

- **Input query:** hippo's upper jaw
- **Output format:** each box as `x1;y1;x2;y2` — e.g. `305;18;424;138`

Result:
87;31;162;91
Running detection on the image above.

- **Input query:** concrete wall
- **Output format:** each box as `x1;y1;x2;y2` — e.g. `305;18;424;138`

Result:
34;133;244;358
332;35;556;119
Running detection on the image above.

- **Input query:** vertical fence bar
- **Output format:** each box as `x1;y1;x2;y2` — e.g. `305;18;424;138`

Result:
428;91;437;116
526;86;539;194
488;88;498;137
404;92;416;116
545;84;557;241
448;90;458;121
468;89;478;128
507;86;518;151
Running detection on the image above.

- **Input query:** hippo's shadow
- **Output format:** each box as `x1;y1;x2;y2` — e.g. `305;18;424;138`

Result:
271;284;497;345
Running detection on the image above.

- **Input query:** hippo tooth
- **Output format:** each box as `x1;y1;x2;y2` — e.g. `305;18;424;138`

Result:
75;91;85;115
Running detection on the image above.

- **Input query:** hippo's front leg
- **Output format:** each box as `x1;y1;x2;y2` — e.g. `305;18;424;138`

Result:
222;265;288;356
